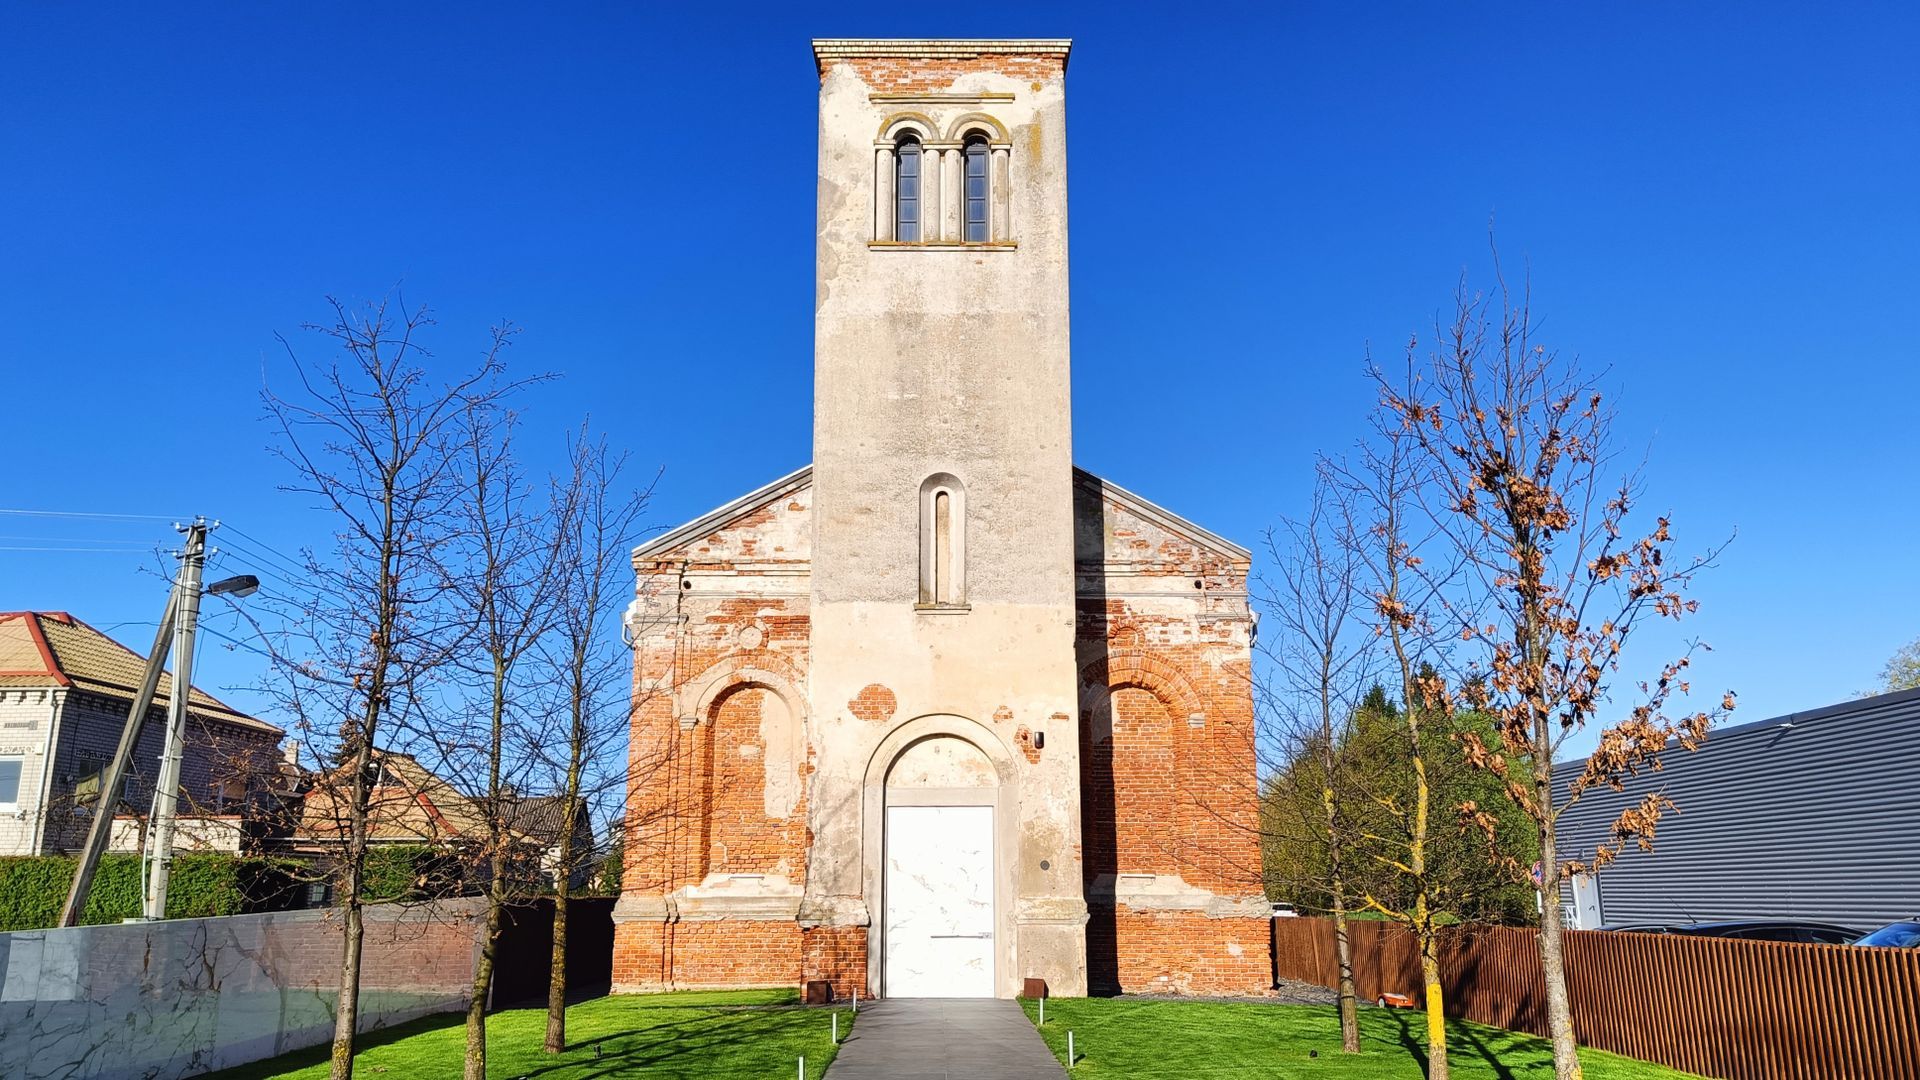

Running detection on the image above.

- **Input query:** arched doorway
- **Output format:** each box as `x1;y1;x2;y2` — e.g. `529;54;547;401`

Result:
881;732;1000;997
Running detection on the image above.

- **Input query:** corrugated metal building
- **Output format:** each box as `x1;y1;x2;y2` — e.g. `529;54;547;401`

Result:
1553;686;1920;931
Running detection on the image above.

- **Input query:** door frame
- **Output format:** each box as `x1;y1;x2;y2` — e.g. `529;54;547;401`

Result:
861;715;1020;998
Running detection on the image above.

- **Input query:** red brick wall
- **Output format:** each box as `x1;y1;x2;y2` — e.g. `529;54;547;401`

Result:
1102;908;1271;996
828;54;1064;92
1076;479;1269;995
619;485;814;992
801;925;871;1000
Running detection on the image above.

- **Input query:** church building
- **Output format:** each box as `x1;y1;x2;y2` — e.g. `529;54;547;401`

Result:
613;38;1270;999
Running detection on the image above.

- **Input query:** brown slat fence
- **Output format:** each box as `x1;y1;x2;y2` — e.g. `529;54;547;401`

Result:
1272;917;1920;1080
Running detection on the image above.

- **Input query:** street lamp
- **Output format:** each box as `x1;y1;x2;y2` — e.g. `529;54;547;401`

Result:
206;574;260;599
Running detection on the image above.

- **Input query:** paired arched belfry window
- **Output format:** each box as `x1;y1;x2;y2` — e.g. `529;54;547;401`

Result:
875;117;1011;245
919;473;966;608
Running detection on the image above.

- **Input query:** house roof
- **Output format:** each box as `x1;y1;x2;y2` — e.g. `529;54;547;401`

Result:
631;463;1249;564
502;793;588;847
0;611;280;734
297;750;578;848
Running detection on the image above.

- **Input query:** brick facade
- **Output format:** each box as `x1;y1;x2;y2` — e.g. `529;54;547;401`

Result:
615;470;1270;998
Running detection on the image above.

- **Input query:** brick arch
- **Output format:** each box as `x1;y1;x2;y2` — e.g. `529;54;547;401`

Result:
680;650;807;728
1078;649;1205;722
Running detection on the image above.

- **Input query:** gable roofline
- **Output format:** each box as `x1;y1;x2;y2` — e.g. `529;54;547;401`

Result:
632;464;812;562
632;463;1251;565
0;610;280;734
0;610;71;684
1073;467;1252;563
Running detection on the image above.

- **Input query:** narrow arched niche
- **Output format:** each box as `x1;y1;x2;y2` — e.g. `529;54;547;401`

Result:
918;472;966;608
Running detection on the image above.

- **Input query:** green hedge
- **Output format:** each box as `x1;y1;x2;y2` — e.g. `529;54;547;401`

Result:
0;854;303;932
359;845;466;902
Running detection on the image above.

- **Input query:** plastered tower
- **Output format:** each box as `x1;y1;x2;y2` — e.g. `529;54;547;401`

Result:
803;38;1088;997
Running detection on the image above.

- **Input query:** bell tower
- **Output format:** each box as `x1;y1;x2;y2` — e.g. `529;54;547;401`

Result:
803;39;1088;997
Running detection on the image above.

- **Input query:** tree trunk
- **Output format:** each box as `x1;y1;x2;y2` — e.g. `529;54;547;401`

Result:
1329;889;1361;1053
328;725;379;1080
329;898;364;1080
464;884;503;1080
1418;916;1449;1080
1538;818;1582;1080
545;878;570;1052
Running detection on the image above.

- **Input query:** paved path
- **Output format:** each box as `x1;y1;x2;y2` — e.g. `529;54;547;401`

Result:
825;998;1066;1079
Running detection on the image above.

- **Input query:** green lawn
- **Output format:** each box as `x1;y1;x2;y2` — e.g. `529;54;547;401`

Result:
1018;998;1702;1079
204;990;850;1080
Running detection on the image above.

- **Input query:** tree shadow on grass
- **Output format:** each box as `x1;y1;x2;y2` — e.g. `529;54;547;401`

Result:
199;1013;469;1079
517;1008;820;1080
1378;1008;1557;1080
202;1001;827;1080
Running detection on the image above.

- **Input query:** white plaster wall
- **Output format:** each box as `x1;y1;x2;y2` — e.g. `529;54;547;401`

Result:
0;899;485;1080
0;689;61;856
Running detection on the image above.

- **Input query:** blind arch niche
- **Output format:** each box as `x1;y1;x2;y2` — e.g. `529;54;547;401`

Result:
918;472;967;607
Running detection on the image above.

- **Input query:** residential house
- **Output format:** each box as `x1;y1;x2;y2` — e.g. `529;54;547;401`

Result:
0;610;286;856
295;749;590;891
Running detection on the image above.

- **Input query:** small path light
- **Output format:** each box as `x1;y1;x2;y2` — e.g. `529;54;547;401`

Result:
852;986;859;1013
798;1055;805;1079
1038;997;1044;1025
1067;1030;1075;1070
832;1012;839;1044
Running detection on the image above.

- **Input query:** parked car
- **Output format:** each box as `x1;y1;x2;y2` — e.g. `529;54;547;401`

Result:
1853;920;1920;948
1677;919;1862;945
1601;919;1860;944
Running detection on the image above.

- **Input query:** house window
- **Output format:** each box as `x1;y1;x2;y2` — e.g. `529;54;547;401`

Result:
0;757;22;809
964;137;990;243
895;134;922;243
918;473;966;608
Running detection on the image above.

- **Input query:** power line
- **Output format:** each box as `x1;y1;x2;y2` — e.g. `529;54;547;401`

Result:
0;541;155;549
219;525;311;577
0;508;181;521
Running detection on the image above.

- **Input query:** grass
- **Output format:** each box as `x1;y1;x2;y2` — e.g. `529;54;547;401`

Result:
1018;998;1703;1079
203;990;850;1080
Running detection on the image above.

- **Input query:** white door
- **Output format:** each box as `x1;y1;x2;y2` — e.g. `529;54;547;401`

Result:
884;804;995;997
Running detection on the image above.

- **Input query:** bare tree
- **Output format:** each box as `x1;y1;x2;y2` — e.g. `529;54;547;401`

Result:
259;297;512;1080
1258;466;1368;1054
424;376;575;1080
538;425;651;1052
1332;387;1463;1079
1378;264;1733;1080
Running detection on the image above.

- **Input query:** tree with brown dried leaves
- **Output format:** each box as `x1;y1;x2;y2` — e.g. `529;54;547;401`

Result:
1376;261;1733;1080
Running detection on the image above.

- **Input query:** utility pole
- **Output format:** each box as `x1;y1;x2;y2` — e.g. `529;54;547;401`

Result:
59;587;178;926
142;521;207;921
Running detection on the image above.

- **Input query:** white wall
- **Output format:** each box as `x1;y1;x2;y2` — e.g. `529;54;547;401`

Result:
0;898;486;1080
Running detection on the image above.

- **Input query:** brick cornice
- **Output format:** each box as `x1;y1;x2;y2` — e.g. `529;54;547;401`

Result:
813;38;1072;71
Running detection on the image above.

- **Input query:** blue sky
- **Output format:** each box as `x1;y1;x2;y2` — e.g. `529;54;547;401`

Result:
2;4;1916;757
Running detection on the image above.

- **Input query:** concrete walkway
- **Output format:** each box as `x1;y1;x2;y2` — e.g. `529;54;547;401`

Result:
825;998;1067;1079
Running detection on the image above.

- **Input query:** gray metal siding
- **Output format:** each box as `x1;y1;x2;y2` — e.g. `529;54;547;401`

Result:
1552;687;1920;931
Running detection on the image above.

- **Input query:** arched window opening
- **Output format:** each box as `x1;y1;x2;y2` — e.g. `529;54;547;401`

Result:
895;135;922;243
963;136;990;243
918;473;966;608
